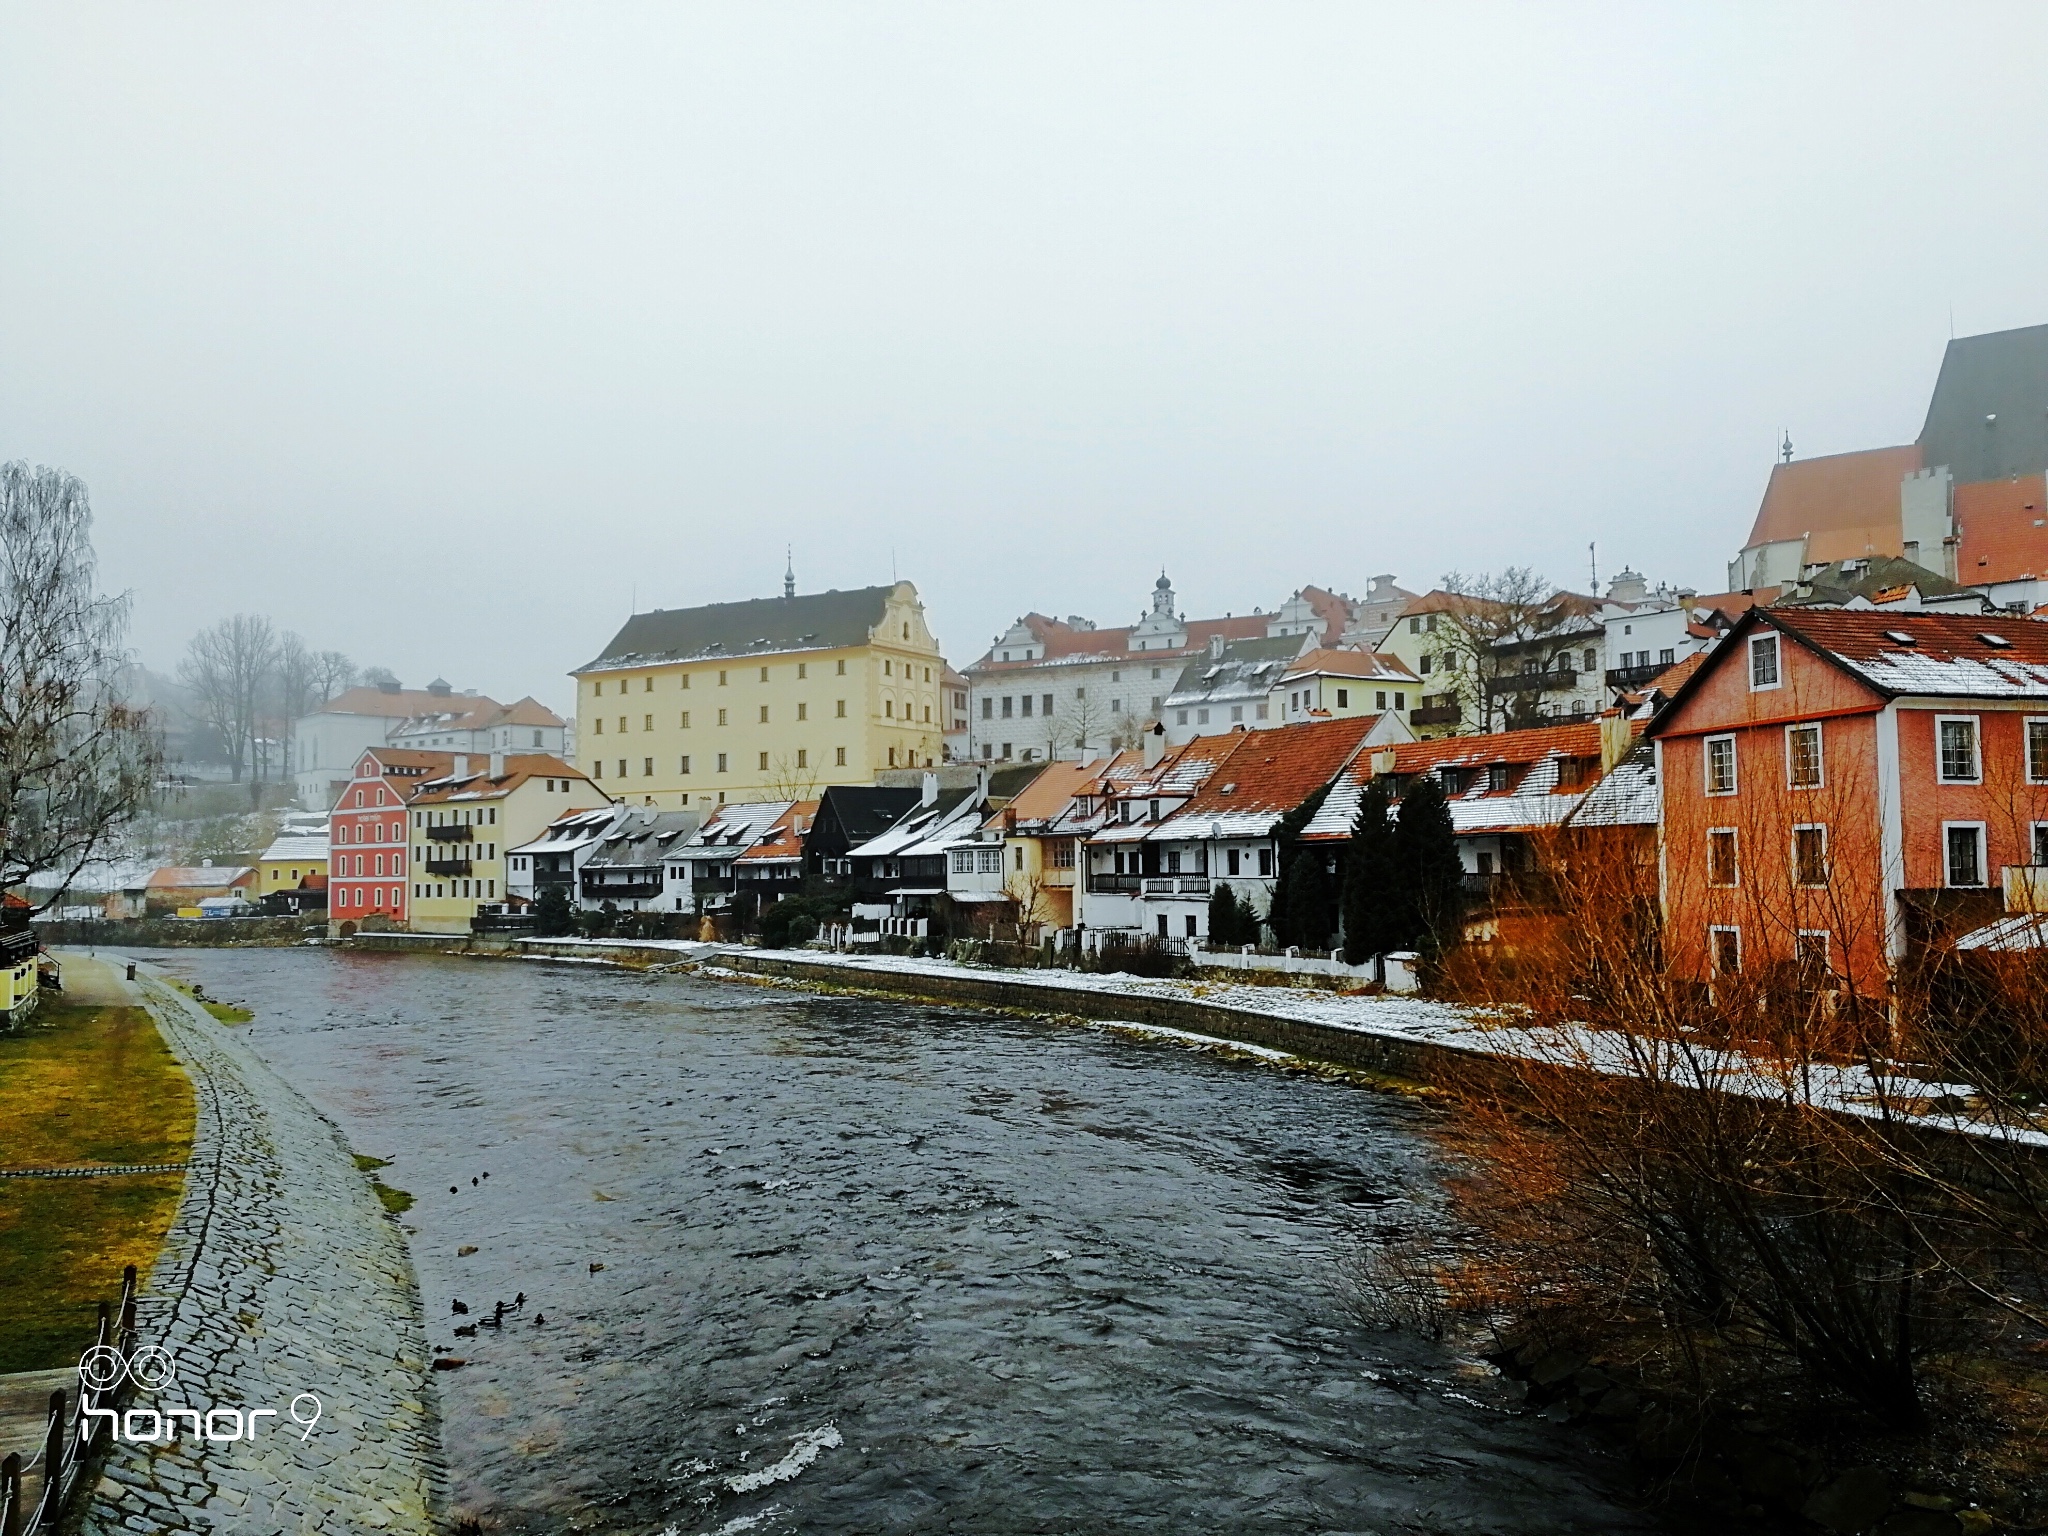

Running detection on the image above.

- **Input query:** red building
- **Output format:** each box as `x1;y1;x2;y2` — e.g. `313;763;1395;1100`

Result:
328;748;454;925
1650;609;2048;994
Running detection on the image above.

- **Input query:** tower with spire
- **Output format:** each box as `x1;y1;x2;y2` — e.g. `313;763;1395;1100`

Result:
783;548;795;600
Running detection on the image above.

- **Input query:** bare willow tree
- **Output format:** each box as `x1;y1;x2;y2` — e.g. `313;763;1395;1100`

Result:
1424;567;1555;733
180;613;279;784
0;463;163;909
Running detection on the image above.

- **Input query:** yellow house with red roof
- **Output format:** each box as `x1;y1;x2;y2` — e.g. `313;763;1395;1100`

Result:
406;753;610;933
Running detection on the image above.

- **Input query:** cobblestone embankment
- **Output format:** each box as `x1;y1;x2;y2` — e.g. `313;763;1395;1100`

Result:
77;954;443;1535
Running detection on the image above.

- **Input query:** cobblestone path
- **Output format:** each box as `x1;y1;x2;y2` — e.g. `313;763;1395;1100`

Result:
76;955;444;1535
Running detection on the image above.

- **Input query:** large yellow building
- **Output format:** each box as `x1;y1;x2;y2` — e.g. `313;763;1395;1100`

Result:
571;580;946;810
407;753;610;933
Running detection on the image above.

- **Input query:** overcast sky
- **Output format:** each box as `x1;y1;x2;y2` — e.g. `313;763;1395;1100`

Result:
5;4;2046;710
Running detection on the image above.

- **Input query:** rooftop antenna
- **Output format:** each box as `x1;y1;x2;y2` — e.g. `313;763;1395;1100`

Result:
1780;430;1794;464
783;547;795;600
1588;542;1598;594
891;546;898;583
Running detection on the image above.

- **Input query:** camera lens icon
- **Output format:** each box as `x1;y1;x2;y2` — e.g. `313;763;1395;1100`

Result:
77;1344;178;1392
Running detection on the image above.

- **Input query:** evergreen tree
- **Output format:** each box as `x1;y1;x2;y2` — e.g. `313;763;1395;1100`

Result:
1340;777;1397;964
1262;781;1334;947
1283;848;1335;950
533;884;574;937
1393;775;1464;952
1208;882;1242;947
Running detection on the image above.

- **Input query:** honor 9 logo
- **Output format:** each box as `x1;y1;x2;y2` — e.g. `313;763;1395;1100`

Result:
78;1346;323;1446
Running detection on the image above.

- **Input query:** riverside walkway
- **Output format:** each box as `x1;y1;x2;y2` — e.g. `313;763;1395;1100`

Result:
70;954;444;1535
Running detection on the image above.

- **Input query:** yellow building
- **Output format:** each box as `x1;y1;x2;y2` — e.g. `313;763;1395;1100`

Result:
407;753;610;933
2;925;38;1024
572;579;947;811
1373;593;1481;738
257;831;329;898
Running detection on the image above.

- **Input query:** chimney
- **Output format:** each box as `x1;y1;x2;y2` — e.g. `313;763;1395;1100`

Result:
453;754;469;778
489;749;505;779
1370;747;1398;776
921;771;938;807
1143;723;1166;768
1598;712;1632;773
1207;632;1225;659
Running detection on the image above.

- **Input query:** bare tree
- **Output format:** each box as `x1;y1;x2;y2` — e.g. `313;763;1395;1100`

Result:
362;665;401;692
765;754;821;802
179;614;279;785
0;463;163;909
1424;568;1555;733
1051;685;1113;760
312;649;357;703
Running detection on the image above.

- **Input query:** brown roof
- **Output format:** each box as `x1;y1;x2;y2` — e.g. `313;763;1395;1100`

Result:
146;866;254;890
1282;647;1420;682
1954;473;2048;584
1383;719;1611;777
1295;586;1355;645
1688;589;1778;615
979;611;1272;670
318;686;501;720
999;758;1105;826
408;754;596;806
495;697;567;727
362;749;459;773
734;800;820;864
1742;444;1922;562
1174;716;1377;820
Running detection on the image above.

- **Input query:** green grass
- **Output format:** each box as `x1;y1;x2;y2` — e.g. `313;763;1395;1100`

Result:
353;1154;391;1172
0;997;195;1370
159;976;253;1024
371;1181;415;1214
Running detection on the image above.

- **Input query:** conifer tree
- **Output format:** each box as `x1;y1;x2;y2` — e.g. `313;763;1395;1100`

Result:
1393;775;1464;952
1262;781;1333;947
1341;777;1396;964
1283;847;1335;950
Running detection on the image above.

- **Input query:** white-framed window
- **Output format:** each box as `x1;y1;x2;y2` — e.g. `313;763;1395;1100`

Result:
1792;824;1828;887
1707;828;1738;888
1709;924;1741;975
1937;715;1981;783
977;847;1001;874
1704;734;1738;796
2032;821;2048;866
1786;722;1824;789
1749;633;1781;691
1795;930;1831;973
2028;717;2048;784
1943;821;1987;887
949;848;973;874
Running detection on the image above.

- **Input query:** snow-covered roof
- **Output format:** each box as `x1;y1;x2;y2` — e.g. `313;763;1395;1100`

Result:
1564;742;1659;829
509;806;624;857
672;800;794;860
259;833;330;863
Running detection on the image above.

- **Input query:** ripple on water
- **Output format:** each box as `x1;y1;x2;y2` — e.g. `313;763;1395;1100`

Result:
152;949;1660;1535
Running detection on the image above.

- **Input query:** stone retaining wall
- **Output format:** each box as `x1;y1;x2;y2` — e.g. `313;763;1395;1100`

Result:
34;917;322;948
79;956;444;1535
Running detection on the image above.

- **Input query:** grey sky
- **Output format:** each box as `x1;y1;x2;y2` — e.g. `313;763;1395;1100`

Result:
5;4;2046;710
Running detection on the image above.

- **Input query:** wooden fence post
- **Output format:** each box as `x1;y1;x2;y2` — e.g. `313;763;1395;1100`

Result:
2;1452;21;1536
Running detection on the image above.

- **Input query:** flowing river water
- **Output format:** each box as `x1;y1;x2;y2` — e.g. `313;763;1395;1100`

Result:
152;948;1654;1535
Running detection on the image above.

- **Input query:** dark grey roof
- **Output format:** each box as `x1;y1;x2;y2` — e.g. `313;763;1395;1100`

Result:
1166;634;1304;700
579;586;895;671
1919;323;2048;485
583;810;703;870
1776;554;1977;608
815;785;920;844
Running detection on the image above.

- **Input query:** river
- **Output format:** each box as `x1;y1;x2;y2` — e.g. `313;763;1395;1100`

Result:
151;948;1653;1535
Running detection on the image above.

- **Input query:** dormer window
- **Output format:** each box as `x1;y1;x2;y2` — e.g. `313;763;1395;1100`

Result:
1749;634;1781;690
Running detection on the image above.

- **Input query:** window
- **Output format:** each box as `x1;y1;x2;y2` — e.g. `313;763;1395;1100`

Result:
641;757;652;776
1176;709;1189;725
758;752;770;771
1409;616;1420;634
716;753;728;773
1487;763;1512;792
1394;692;1405;710
1786;723;1823;788
1229;705;1243;722
1258;847;1274;877
888;747;897;766
593;681;604;697
681;674;690;689
680;755;691;775
1710;926;1741;975
950;849;973;874
1419;654;1433;675
1707;829;1738;887
618;716;627;733
1002;697;1014;718
1226;847;1241;875
717;708;728;726
978;847;1001;874
1705;734;1737;796
835;746;847;767
1749;634;1780;690
884;659;892;676
1583;649;1596;673
885;699;894;718
1375;691;1387;710
1109;698;1122;713
760;666;769;682
1151;668;1161;680
1792;825;1828;887
1051;839;1075;869
1042;694;1053;716
796;702;807;722
2033;822;2048;866
1945;823;1986;887
719;670;728;685
680;711;692;729
1938;716;1980;783
1020;695;1032;718
2027;718;2048;784
1795;931;1831;976
1334;688;1348;709
1255;703;1268;720
1660;648;1675;666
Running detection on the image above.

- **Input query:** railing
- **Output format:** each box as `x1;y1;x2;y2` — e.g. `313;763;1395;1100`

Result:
1409;705;1460;726
581;875;661;900
1490;668;1576;693
1605;662;1671;688
471;912;537;933
532;869;574;887
692;877;735;895
1086;873;1143;894
424;858;473;877
424;824;470;842
878;917;927;938
1141;876;1210;896
1;1264;138;1535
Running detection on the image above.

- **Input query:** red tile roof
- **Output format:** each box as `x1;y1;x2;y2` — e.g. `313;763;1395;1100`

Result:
1282;647;1419;682
1955;473;2048;584
735;800;820;863
1742;444;1922;562
320;686;503;719
1173;716;1377;820
983;612;1271;669
1382;719;1610;776
409;754;595;805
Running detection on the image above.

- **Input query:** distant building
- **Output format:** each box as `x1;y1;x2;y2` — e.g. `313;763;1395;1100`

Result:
329;748;454;927
668;801;795;913
405;754;609;933
1160;633;1308;743
572;578;946;809
256;829;329;904
1727;322;2048;604
1277;648;1423;738
142;863;255;916
292;680;562;809
507;805;629;910
576;807;704;914
385;687;567;758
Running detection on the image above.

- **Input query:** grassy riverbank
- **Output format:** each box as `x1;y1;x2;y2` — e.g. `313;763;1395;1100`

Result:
0;972;195;1370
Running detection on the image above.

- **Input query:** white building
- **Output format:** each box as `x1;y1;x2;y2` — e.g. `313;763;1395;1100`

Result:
507;805;631;908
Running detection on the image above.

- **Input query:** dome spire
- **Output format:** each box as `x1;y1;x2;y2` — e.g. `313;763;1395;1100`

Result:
783;547;795;600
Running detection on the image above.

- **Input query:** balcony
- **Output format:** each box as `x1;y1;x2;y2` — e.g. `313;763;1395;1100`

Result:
582;875;661;900
1142;876;1210;897
1490;668;1576;694
424;857;473;877
692;876;735;896
0;928;37;967
532;868;574;887
1410;704;1461;727
425;824;470;843
1605;662;1672;689
1086;873;1143;894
